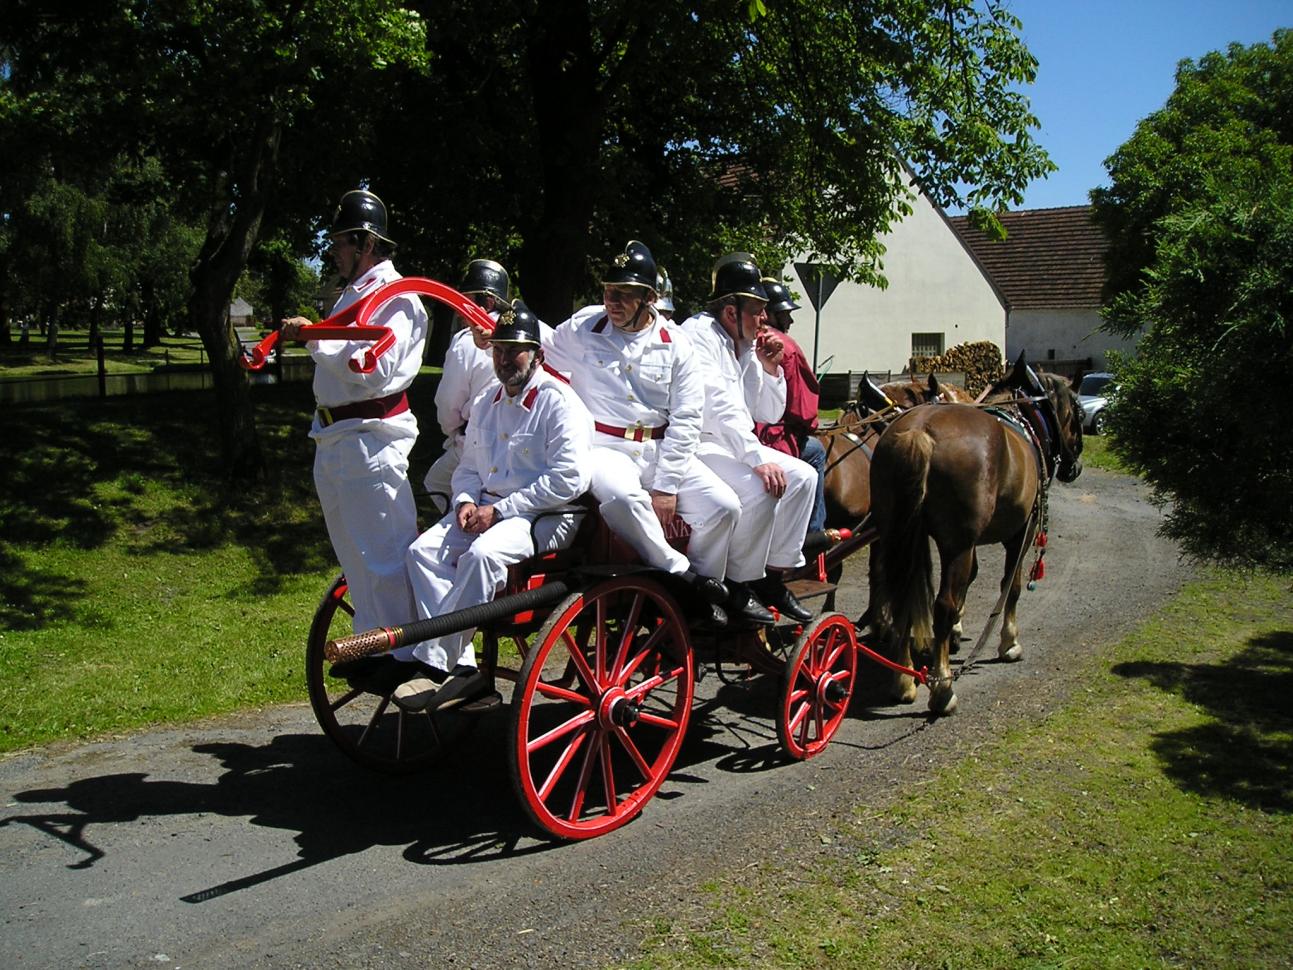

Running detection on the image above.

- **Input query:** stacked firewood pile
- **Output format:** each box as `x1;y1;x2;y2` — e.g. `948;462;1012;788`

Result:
910;341;1004;396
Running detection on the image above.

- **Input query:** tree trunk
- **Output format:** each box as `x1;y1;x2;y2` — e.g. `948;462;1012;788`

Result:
518;0;606;323
45;303;60;360
142;281;164;348
188;114;284;481
88;290;103;347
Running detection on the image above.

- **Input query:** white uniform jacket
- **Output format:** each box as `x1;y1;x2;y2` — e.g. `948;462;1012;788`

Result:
539;305;703;494
308;259;428;439
680;312;787;467
451;367;595;521
435;317;500;446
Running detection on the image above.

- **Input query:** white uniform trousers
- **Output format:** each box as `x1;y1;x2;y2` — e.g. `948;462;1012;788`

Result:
421;437;463;517
314;428;419;635
697;443;815;582
590;442;740;580
401;510;583;671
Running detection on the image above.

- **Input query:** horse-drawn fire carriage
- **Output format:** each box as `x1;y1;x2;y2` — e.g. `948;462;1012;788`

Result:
242;277;1083;842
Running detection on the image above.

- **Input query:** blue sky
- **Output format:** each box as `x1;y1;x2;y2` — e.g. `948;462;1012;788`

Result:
1006;0;1290;210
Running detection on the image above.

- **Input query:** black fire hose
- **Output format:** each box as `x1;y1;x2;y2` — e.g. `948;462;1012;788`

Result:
325;578;574;664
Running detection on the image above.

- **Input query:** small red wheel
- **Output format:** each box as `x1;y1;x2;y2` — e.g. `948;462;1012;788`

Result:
777;612;857;760
306;575;473;774
508;576;694;840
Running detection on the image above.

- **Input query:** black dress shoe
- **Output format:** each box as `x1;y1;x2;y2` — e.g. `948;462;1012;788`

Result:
750;576;814;623
726;582;776;625
684;570;729;605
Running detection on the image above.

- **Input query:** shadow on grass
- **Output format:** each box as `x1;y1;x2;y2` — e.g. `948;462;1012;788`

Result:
1;381;445;626
1112;630;1293;813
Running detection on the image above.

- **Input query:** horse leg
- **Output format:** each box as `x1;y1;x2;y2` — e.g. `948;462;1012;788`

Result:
868;543;917;704
998;528;1029;662
929;548;972;714
949;549;977;652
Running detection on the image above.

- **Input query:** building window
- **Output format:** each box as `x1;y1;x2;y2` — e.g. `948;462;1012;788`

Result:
911;332;944;358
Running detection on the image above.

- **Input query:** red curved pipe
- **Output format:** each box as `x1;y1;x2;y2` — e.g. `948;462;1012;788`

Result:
239;277;494;373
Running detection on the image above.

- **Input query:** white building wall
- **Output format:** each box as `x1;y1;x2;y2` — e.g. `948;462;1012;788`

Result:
1007;308;1140;372
779;191;1006;375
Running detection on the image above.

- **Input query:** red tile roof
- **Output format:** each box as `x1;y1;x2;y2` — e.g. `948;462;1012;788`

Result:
947;205;1106;310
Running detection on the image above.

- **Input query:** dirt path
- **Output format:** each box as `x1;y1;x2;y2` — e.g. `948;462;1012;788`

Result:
0;468;1190;970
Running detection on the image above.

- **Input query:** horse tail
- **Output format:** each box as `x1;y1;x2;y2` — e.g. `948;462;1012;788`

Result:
874;427;936;656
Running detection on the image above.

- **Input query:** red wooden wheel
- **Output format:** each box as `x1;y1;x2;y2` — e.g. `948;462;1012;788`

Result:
508;576;694;840
306;575;472;774
777;612;858;760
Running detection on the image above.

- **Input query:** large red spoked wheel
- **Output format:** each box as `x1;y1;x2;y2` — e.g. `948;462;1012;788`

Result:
777;612;858;760
306;575;472;774
508;576;694;840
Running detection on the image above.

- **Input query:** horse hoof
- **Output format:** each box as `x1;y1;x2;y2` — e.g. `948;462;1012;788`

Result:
929;688;958;715
999;643;1023;662
891;677;918;705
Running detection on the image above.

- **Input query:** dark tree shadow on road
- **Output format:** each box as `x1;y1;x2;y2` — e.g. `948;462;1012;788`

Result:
1112;630;1293;813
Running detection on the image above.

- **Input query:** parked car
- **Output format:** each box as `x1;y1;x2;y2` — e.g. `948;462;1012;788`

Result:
1077;371;1116;434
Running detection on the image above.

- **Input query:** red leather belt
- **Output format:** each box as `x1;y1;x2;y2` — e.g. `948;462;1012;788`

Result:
317;390;409;428
594;421;668;442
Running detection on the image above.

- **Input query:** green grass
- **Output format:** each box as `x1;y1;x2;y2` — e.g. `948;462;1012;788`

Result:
0;381;446;752
0;331;219;377
1080;433;1133;474
626;570;1293;968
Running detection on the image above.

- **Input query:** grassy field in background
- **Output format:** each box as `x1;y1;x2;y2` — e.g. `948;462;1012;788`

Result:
0;331;216;377
0;381;446;752
625;569;1293;968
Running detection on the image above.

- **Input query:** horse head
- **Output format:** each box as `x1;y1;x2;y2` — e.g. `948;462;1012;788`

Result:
1040;373;1084;483
989;354;1083;483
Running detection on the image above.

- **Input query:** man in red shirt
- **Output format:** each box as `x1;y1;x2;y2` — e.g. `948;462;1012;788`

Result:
754;279;827;532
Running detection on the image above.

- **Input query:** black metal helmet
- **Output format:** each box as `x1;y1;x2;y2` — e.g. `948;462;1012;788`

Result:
655;266;675;313
709;253;767;302
602;240;657;291
760;277;800;313
329;189;394;246
460;259;510;302
489;301;541;347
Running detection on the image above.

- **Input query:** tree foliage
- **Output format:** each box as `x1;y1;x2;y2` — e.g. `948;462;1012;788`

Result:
1091;30;1293;569
4;0;1052;477
369;0;1053;321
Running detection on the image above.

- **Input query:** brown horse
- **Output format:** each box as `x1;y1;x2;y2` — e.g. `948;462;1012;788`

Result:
867;363;1083;714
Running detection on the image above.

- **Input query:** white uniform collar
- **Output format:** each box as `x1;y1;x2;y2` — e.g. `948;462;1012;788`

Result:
347;259;393;297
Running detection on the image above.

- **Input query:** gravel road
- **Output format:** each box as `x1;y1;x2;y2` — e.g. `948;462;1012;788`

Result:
0;467;1191;970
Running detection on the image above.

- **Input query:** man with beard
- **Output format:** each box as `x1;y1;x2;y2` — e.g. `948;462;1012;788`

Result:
279;188;428;655
394;303;594;711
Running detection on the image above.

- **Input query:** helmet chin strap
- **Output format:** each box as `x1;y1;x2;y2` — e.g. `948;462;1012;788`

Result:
613;296;650;332
340;233;372;286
